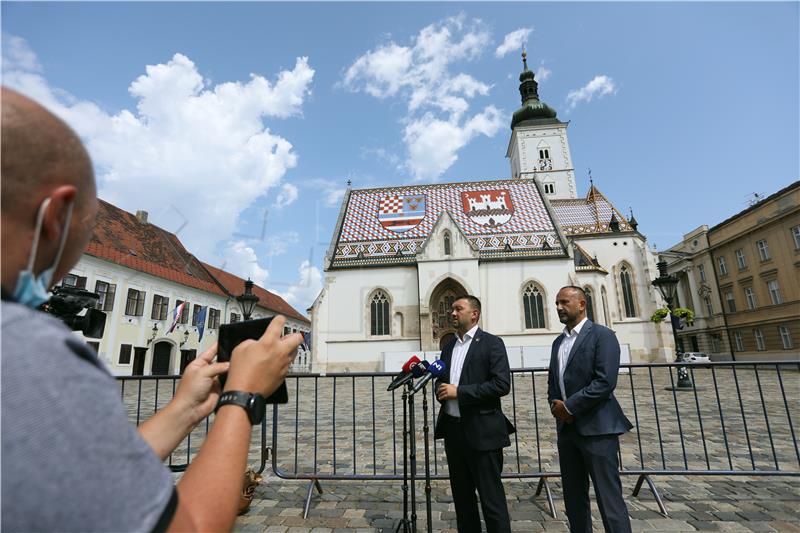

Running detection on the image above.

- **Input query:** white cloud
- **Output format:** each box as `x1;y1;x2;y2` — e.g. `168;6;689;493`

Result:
1;36;315;263
495;28;532;58
273;182;299;209
305;178;347;207
264;231;300;258
273;259;322;312
343;15;503;181
536;66;552;82
566;75;616;109
222;240;270;287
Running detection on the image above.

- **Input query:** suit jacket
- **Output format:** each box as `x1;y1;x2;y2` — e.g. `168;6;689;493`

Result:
433;328;516;451
547;320;633;437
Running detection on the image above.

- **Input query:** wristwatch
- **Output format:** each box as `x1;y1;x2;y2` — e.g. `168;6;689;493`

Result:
215;391;266;425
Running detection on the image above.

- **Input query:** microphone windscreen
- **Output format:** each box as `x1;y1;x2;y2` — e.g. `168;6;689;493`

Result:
411;360;430;377
401;355;421;373
428;359;447;376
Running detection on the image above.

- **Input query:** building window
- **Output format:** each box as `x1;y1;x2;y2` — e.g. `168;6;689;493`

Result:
717;256;728;276
370;291;390;336
125;289;146;316
698;264;706;283
756;239;771;261
208;308;220;329
62;273;87;289
443;231;451;256
191;304;205;327
767;280;782;305
176;300;190;324
119;344;132;365
734;331;744;352
230;312;240;323
711;335;721;353
523;283;546;329
151;294;169;320
744;287;757;310
619;266;636;318
703;295;713;316
779;326;794;349
94;281;116;311
725;291;736;313
538;148;550;159
584;287;595;322
754;329;766;351
735;249;747;269
792;225;800;250
543;183;555;194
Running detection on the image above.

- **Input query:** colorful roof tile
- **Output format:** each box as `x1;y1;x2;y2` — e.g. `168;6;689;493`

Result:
550;186;634;236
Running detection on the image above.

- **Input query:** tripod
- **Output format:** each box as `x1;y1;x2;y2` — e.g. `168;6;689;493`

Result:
395;382;418;533
421;383;433;533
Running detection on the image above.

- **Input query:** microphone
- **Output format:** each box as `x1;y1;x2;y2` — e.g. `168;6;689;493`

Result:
386;355;422;391
410;359;446;395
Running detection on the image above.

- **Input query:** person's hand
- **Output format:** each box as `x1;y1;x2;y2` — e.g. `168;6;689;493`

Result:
225;315;303;397
550;399;574;424
172;343;229;426
436;383;457;401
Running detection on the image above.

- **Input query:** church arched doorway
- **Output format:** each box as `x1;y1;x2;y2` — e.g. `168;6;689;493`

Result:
429;278;467;351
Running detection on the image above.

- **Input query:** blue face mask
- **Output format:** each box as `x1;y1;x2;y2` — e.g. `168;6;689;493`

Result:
13;198;74;309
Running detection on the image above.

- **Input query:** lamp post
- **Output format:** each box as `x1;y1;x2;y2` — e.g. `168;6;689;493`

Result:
236;278;260;321
146;322;159;346
652;260;693;390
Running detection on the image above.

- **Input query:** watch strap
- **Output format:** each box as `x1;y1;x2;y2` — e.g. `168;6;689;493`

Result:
215;391;265;425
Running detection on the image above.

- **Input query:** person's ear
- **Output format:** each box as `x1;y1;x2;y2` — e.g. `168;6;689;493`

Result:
40;185;78;244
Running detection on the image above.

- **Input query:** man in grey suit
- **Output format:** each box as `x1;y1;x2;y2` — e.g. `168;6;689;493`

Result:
548;286;633;533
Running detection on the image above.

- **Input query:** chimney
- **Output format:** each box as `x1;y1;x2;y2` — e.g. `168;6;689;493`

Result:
135;210;148;224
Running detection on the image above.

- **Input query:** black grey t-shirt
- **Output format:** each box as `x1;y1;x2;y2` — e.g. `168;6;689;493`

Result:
1;300;176;532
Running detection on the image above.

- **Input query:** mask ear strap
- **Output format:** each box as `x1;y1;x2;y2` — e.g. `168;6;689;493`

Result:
26;198;52;271
50;201;75;275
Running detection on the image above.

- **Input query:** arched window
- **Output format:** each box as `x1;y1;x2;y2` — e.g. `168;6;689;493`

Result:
620;266;637;318
370;291;390;336
443;231;451;256
523;283;546;329
584;287;595;322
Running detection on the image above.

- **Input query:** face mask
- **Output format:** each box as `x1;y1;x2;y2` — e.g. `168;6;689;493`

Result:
12;198;74;309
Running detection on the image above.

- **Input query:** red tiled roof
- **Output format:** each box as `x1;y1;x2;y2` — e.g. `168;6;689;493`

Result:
201;263;309;324
87;200;227;296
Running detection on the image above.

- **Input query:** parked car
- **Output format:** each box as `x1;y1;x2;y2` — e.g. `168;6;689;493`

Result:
680;352;711;365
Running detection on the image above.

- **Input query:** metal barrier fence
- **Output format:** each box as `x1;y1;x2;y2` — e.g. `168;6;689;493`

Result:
118;361;800;519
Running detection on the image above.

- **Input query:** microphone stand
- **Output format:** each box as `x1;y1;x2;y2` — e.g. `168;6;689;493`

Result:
407;380;418;533
395;382;412;533
421;383;433;533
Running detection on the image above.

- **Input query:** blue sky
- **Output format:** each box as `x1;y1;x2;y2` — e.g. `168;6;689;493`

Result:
3;2;798;312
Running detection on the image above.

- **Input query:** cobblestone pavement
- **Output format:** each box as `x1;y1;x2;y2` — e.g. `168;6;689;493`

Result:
121;364;800;531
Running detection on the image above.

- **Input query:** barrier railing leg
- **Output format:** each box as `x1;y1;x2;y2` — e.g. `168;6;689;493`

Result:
302;478;323;519
632;474;668;517
535;477;557;519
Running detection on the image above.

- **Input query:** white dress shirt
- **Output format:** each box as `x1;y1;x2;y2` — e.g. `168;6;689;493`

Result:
557;317;589;413
445;324;479;418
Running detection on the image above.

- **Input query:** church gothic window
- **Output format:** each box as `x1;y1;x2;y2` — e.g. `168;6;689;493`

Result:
619;266;637;318
523;283;546;329
370;290;390;336
443;231;451;256
584;287;595;322
543;183;555;195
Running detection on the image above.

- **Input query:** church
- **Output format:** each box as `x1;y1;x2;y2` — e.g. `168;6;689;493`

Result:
309;53;672;372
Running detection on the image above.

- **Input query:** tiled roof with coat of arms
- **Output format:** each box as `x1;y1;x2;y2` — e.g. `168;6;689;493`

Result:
327;179;567;268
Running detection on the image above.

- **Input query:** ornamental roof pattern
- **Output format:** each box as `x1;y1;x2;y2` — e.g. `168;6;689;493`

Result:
550;186;634;236
330;179;565;267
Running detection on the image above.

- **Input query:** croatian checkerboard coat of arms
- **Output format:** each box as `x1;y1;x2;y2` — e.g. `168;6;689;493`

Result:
461;189;515;227
378;194;426;233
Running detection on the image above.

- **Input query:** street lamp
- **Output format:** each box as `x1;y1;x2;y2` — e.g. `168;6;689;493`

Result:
146;322;159;346
236;278;260;321
652;260;693;390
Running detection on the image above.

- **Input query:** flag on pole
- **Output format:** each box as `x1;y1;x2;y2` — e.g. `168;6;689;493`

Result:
196;306;208;342
167;301;187;334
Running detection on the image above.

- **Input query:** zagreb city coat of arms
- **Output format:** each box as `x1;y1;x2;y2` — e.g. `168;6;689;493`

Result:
377;194;426;233
461;189;515;227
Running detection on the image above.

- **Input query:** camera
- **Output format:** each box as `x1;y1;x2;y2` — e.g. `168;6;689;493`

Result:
41;286;107;339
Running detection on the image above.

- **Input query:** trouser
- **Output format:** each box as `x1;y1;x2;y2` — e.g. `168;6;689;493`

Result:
443;414;511;533
557;424;632;533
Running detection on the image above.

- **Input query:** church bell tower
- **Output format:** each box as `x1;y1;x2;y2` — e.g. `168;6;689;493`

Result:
506;50;578;199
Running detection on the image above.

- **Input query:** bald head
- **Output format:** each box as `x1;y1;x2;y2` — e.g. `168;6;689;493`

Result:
1;87;95;214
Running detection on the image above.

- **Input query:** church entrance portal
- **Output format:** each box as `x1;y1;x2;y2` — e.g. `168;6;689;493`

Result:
429;278;466;351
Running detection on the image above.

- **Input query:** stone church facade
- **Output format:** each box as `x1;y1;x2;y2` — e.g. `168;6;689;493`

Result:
310;54;672;372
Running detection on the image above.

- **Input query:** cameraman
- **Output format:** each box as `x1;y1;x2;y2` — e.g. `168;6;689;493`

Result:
0;87;303;532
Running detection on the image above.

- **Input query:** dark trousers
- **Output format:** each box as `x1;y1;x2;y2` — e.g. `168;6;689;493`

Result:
557;424;632;533
443;414;511;533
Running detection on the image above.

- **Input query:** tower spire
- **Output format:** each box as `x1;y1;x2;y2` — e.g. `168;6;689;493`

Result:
510;50;557;129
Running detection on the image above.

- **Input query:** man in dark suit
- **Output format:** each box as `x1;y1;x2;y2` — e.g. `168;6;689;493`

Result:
548;286;633;533
434;295;515;533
